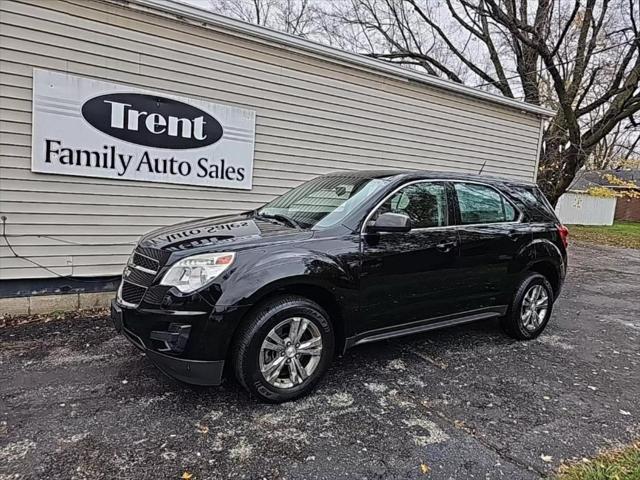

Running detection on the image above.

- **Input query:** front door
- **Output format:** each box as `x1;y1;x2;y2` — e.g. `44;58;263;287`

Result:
359;181;461;333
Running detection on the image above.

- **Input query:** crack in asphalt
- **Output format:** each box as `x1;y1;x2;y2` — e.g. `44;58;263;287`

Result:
435;408;547;478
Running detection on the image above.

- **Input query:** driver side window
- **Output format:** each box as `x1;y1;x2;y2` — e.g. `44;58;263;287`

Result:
376;182;448;229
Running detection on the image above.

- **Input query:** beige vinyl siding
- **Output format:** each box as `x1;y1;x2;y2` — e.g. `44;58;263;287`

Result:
0;0;544;280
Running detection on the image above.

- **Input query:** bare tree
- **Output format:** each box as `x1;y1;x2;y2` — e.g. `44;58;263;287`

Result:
209;0;321;36
328;0;640;203
210;0;639;203
588;120;640;170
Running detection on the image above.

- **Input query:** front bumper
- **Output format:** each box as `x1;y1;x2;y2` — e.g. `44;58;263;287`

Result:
111;300;225;386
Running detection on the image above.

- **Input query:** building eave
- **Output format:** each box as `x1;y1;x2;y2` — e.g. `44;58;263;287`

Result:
120;0;555;118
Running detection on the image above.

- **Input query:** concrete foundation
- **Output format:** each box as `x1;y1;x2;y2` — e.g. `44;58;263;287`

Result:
0;291;114;316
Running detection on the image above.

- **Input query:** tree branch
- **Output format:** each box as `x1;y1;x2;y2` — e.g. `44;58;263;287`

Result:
478;0;514;97
578;49;640;117
584;90;640;149
481;0;580;141
549;0;580;57
406;0;513;96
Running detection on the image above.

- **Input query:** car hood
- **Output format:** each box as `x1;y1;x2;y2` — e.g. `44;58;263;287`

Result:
139;212;311;253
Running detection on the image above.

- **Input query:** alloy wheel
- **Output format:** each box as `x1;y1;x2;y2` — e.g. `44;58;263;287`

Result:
521;284;549;331
259;317;323;389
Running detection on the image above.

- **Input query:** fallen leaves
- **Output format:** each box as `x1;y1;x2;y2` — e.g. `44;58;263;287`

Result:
420;463;431;474
568;223;640;249
1;307;110;328
453;419;467;430
181;472;193;480
195;423;209;434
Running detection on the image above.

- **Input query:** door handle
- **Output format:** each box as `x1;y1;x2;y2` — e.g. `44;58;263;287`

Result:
435;241;457;252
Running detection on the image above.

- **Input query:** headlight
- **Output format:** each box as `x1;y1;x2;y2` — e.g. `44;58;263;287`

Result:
160;252;235;293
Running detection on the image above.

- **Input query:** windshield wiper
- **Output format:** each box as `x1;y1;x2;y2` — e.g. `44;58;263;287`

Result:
255;211;303;230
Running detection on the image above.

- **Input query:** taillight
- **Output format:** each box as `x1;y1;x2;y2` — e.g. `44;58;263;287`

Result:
557;224;569;248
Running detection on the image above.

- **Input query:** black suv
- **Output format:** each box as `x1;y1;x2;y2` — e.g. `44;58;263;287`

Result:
111;170;568;402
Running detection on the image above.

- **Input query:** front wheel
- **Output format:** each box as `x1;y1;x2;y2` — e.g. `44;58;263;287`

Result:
232;295;335;403
501;273;554;340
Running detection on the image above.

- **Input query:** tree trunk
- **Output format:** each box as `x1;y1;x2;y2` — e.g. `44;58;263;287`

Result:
537;144;591;206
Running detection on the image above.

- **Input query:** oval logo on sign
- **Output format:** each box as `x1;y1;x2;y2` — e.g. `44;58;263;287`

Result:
81;93;223;149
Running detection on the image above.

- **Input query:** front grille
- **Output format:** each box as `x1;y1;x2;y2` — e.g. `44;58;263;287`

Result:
132;252;159;271
144;285;171;305
135;246;170;265
120;246;170;306
125;267;155;287
121;282;146;305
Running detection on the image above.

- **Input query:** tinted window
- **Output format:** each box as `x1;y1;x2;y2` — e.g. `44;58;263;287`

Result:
509;186;557;222
454;183;517;224
376;182;448;228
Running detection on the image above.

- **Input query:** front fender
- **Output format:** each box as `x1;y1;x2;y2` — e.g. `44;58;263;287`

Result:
218;246;357;307
195;235;360;360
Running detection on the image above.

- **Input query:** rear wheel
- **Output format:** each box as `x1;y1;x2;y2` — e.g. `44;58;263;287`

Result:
232;295;334;403
502;273;554;340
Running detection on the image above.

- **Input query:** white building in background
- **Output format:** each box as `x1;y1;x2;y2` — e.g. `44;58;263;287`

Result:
555;193;617;226
553;170;640;226
0;0;552;312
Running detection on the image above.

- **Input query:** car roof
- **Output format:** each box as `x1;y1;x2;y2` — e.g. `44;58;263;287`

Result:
324;169;536;187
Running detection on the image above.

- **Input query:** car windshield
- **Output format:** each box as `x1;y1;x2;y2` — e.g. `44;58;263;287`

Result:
257;175;389;230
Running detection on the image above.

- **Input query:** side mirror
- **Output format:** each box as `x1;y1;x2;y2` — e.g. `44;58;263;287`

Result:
368;212;412;233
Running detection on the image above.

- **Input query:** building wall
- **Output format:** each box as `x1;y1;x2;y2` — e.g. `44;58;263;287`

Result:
614;196;640;222
555;192;617;226
0;0;544;281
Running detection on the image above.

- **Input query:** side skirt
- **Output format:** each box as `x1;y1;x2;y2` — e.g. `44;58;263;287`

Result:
344;306;507;351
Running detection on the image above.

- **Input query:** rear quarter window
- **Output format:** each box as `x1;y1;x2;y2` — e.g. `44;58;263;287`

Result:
508;186;557;222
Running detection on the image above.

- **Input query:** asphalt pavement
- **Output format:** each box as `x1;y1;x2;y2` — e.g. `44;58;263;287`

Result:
1;242;639;479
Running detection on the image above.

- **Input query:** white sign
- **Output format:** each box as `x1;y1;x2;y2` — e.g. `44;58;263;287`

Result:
32;69;256;189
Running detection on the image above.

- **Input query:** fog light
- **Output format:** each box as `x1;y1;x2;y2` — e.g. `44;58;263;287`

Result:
150;324;191;353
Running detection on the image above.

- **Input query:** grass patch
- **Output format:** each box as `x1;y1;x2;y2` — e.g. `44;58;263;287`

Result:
568;221;640;249
556;441;640;480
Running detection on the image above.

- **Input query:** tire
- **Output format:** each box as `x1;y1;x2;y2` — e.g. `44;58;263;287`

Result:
232;295;335;403
501;273;554;340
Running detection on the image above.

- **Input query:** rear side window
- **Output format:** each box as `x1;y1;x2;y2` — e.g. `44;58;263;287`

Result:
454;183;518;224
376;182;448;228
509;186;557;222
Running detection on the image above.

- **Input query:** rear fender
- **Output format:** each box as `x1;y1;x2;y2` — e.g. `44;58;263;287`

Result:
515;239;565;286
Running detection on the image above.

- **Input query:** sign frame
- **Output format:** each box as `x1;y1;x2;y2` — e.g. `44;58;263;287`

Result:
31;69;256;190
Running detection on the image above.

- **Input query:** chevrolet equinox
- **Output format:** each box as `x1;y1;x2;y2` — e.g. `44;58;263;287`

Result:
111;170;568;402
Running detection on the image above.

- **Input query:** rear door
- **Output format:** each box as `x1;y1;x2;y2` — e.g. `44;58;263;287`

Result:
452;182;530;311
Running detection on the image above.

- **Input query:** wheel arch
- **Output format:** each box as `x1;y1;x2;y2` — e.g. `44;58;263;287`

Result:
527;260;561;297
517;239;565;298
227;280;348;362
